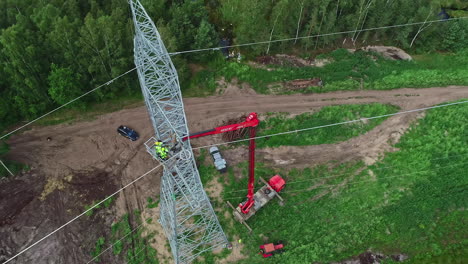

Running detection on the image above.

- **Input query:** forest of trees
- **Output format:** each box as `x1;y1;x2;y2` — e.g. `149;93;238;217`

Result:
0;0;467;132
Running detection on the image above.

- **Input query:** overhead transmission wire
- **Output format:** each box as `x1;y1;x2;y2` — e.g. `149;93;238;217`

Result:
192;100;468;150
226;162;468;200
4;99;467;263
0;67;137;140
86;223;155;264
1;161;167;264
223;161;468;201
260;185;465;248
2;16;468;140
169;16;468;55
98;102;466;258
264;162;468;197
3;15;468;263
88;158;468;262
221;152;468;195
86;153;468;262
86;221;146;264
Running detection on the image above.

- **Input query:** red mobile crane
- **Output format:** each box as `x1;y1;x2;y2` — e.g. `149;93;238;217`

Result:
183;112;285;231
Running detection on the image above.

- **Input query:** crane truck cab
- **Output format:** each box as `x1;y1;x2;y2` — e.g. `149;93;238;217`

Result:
259;241;285;258
209;146;227;173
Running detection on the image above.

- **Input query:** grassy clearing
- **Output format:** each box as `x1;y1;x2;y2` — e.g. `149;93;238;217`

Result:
197;100;468;263
182;70;218;97
189;49;468;95
256;103;399;148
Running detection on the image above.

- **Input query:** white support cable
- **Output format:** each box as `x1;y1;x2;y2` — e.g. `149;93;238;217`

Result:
86;222;146;264
221;152;468;194
86;222;153;264
90;154;468;262
132;243;151;260
97;166;467;262
193;100;468;150
0;15;466;262
169;16;468;55
266;186;467;242
1;162;164;264
282;162;468;195
0;67;137;140
1;83;466;264
0;160;14;177
3;100;465;262
1;16;468;140
223;161;468;200
86;146;468;264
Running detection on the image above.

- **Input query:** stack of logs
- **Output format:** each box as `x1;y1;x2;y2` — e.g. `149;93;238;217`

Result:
222;115;248;141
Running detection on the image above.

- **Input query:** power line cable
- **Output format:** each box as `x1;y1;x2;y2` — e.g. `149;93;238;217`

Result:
169;16;468;55
13;137;463;262
0;67;137;140
88;154;467;263
222;161;468;200
221;152;468;194
2;16;468;140
2;15;468;262
192;100;468;150
86;221;154;264
86;222;146;264
1;162;164;264
88;152;467;263
261;187;466;250
3;95;467;263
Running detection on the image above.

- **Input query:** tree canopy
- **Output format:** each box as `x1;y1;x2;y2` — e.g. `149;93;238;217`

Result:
0;0;466;132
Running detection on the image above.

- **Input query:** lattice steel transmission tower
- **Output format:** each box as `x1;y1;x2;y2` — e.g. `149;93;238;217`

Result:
129;1;229;263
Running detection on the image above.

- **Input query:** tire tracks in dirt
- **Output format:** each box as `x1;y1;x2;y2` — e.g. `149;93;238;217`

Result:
187;86;468;170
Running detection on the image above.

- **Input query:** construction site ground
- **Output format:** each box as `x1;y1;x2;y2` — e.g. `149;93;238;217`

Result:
1;84;467;263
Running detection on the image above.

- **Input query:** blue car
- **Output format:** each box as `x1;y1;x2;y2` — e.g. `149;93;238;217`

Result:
117;126;139;141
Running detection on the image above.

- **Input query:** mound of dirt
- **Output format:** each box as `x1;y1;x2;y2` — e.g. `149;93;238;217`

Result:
254;54;330;68
285;78;323;90
216;78;257;96
349;46;412;61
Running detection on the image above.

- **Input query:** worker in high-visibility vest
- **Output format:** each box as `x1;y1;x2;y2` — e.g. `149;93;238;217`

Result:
154;141;169;160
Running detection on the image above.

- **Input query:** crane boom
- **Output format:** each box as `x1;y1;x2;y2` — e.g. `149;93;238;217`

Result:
185;113;259;214
244;124;256;213
183;113;259;141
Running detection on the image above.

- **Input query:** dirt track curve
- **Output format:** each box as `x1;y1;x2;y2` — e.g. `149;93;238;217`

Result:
0;85;467;263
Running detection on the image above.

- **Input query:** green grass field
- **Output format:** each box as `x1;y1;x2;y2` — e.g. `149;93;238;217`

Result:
198;100;468;263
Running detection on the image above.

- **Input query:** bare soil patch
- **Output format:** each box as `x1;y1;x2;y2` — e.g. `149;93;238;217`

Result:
216;77;257;96
348;45;412;61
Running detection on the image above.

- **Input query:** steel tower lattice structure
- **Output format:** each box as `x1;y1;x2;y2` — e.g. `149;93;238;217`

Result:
129;1;229;263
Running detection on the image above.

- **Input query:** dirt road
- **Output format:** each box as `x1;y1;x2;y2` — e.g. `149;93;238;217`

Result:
1;85;467;263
